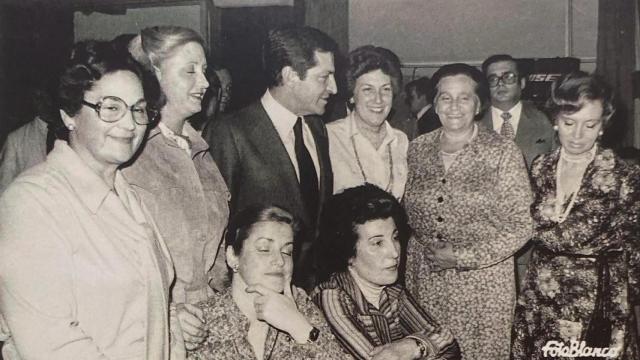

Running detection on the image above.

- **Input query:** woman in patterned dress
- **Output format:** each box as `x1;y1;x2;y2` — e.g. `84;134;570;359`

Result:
188;205;350;359
511;72;640;359
403;63;533;360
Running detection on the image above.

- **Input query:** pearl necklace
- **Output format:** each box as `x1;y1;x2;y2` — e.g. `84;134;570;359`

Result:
351;136;394;193
553;146;597;223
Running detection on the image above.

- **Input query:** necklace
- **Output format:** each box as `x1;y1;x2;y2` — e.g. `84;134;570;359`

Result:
553;146;596;223
351;136;394;193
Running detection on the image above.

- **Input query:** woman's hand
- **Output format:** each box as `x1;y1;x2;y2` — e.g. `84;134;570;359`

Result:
175;303;207;351
246;284;313;343
425;242;457;271
169;304;187;359
370;338;421;360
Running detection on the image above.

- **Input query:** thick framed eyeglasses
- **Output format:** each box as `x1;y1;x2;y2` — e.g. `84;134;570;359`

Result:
487;72;518;87
82;96;158;125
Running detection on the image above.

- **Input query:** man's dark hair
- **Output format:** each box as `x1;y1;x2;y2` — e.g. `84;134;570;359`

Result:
405;76;434;105
481;54;525;79
262;26;338;88
315;184;411;283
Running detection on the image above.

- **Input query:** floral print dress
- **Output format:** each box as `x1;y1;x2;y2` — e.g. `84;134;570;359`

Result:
188;287;352;359
511;148;640;360
404;127;533;360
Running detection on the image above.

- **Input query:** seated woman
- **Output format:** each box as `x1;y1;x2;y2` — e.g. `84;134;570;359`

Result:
188;205;351;359
312;184;461;360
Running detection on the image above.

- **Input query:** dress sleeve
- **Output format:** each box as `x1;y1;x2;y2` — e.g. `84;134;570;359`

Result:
398;290;461;359
0;186;109;359
287;287;354;359
451;142;534;269
619;165;640;305
312;288;375;360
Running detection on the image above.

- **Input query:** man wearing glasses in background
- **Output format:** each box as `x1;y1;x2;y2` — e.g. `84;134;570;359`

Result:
480;54;555;169
480;54;556;292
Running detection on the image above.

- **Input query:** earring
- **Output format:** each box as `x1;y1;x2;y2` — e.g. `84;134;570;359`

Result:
67;124;76;132
553;125;558;131
598;130;604;136
232;265;239;273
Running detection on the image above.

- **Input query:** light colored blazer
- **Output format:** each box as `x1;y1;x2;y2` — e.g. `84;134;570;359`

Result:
123;123;230;303
0;117;48;193
0;141;174;359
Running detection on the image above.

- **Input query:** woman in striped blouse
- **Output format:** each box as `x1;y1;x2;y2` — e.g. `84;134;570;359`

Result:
312;184;460;360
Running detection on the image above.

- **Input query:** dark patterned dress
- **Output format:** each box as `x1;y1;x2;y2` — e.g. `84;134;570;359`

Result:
403;127;533;360
187;286;352;359
511;147;640;360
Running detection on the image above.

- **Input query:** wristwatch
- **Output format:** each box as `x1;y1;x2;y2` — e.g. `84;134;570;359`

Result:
413;338;428;358
307;326;320;343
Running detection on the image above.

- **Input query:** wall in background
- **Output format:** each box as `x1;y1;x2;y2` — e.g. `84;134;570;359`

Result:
74;4;202;41
348;0;598;79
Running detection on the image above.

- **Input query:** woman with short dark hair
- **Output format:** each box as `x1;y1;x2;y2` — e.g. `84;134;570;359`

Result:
188;204;351;359
403;63;533;360
313;184;461;360
511;72;640;359
0;40;182;359
327;46;408;199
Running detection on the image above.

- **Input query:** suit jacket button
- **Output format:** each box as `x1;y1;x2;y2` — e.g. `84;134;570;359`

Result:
437;196;444;203
437;216;443;222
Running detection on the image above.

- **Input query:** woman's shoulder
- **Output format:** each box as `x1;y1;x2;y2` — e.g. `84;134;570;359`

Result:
326;116;351;138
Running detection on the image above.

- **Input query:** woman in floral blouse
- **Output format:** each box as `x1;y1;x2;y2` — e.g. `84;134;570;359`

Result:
403;63;533;360
188;205;350;360
511;72;640;359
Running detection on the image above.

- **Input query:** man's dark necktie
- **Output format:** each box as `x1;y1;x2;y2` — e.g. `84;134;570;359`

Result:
293;117;319;223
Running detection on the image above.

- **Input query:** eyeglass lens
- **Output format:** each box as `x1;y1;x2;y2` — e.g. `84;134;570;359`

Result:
488;72;517;87
99;96;152;125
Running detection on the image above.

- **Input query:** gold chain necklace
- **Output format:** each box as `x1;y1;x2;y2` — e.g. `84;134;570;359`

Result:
351;136;394;193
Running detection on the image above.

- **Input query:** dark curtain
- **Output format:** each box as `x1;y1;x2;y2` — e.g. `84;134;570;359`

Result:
0;3;74;145
596;0;636;148
209;2;304;111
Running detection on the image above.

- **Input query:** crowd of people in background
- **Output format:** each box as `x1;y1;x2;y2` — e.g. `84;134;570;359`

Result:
0;23;638;360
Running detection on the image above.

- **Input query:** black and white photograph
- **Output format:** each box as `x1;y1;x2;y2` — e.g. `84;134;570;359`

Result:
0;0;638;359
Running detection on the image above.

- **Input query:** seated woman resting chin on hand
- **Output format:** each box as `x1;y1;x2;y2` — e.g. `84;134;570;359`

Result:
187;205;351;360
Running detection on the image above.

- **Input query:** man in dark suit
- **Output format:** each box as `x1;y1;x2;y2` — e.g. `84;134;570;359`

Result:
480;54;556;291
205;26;337;289
480;54;555;168
408;77;441;137
391;77;440;140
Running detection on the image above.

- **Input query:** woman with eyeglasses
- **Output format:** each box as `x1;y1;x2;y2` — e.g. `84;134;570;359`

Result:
0;40;185;359
124;26;231;351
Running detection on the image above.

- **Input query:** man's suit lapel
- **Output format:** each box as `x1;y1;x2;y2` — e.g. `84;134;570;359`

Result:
249;104;305;217
306;117;332;227
515;103;539;146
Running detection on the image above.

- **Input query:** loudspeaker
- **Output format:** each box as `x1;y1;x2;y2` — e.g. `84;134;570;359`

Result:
517;57;581;105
